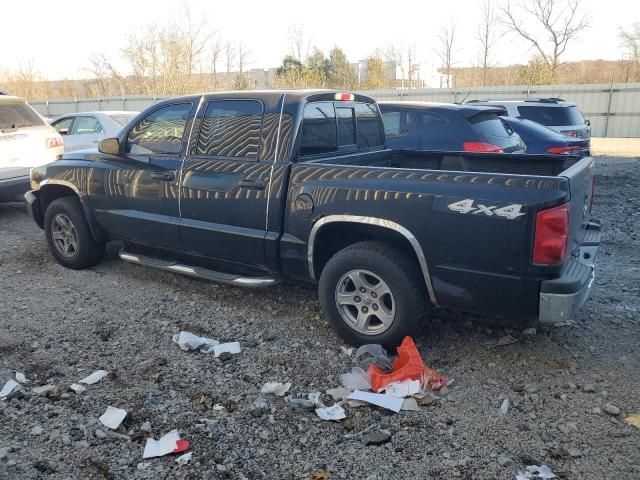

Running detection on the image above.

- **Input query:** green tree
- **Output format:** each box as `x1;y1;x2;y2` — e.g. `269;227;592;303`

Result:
327;47;357;89
306;47;330;86
363;56;388;89
519;55;553;86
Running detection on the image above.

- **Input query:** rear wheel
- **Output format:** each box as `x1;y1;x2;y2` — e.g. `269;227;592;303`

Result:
44;197;105;269
319;241;427;347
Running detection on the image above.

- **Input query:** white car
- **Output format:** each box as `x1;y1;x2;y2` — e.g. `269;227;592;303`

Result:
0;95;63;202
51;111;139;152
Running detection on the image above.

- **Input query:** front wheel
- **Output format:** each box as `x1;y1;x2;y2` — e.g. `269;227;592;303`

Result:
319;241;427;347
44;197;105;270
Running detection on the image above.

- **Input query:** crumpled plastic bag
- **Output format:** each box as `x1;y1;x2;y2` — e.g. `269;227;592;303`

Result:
339;367;372;391
354;344;393;372
172;331;219;353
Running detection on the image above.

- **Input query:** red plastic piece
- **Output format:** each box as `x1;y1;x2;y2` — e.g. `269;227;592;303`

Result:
369;337;425;392
173;439;190;454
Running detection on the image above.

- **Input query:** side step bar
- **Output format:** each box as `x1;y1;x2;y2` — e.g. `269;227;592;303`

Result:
119;249;278;288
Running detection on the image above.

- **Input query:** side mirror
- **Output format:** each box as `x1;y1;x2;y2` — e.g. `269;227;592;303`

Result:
585;119;591;126
58;128;68;136
98;137;120;155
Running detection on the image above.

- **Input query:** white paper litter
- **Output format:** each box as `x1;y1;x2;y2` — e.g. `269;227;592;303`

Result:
79;370;109;385
348;390;404;413
326;387;352;401
175;452;192;465
69;383;87;394
213;342;241;357
316;404;347;421
0;380;18;399
516;465;557;480
261;382;291;397
15;372;27;384
383;380;422;397
99;406;127;430
143;430;182;459
339;367;371;391
401;397;420;411
32;384;56;395
172;331;219;353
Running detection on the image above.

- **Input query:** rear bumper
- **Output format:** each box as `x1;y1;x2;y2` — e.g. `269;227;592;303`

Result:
538;221;601;324
0;175;30;202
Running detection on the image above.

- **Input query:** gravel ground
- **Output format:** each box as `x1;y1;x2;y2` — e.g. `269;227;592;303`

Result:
1;157;639;480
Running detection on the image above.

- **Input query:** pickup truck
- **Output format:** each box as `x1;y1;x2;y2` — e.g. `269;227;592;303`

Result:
25;90;601;346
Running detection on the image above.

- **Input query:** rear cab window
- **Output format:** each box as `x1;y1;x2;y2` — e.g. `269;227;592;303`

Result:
516;106;585;126
300;101;383;157
0;102;44;130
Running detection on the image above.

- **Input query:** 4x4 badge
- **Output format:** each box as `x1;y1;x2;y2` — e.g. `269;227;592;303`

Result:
447;199;525;220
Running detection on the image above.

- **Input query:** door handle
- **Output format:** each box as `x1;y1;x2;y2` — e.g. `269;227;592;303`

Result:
237;179;266;190
150;171;175;181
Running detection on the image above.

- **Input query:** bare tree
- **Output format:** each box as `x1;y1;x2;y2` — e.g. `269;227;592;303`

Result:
381;45;406;88
502;0;590;82
435;19;458;88
477;1;498;86
224;41;236;74
620;23;640;82
381;45;417;89
288;24;311;62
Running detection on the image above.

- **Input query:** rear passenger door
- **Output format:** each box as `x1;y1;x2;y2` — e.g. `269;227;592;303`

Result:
68;116;104;151
179;99;270;267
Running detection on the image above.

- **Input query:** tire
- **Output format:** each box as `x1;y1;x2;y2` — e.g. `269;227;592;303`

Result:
319;241;428;347
44;197;105;270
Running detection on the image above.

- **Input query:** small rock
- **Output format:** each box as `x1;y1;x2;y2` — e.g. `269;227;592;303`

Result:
583;384;596;393
251;397;269;418
362;430;392;446
500;398;510;415
0;447;13;460
95;429;108;439
522;328;537;335
140;421;152;433
497;455;513;466
31;426;44;436
603;404;621;416
568;447;583;458
218;352;233;362
76;440;90;448
32;385;57;396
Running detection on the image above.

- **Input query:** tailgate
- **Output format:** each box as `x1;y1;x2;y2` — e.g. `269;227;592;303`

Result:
560;156;595;252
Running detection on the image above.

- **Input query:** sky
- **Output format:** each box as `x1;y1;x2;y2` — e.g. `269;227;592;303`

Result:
1;0;639;80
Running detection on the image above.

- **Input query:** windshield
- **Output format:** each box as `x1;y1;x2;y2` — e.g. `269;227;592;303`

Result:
0;102;44;130
107;113;138;127
516;105;585;126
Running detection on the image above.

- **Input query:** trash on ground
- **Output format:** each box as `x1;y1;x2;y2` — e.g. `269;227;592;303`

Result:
99;406;128;430
401;397;420;411
309;470;332;480
625;413;640;428
339;367;371;391
15;372;27;384
343;425;377;439
361;429;392;446
213;342;241;357
175;452;193;465
286;396;316;410
143;430;190;459
69;383;87;394
383;379;421;397
79;370;109;385
354;344;393;372
423;365;449;391
500;398;510;415
0;380;18;399
326;387;352;402
487;335;519;348
347;390;404;413
516;465;557;480
172;331;219;353
315;404;346;421
340;346;354;357
261;382;291;397
32;384;57;395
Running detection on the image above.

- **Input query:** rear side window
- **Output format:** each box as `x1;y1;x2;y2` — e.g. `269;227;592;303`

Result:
336;107;356;146
0;102;44;129
73;116;103;134
517;106;585;126
300;102;336;156
126;103;192;155
196;100;263;159
356;103;383;148
418;112;448;132
468;112;511;137
381;110;417;138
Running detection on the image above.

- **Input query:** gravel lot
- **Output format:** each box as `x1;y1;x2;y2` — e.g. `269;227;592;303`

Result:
1;157;639;480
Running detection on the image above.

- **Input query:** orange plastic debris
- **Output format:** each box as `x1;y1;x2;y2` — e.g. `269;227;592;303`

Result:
369;337;425;392
424;366;448;391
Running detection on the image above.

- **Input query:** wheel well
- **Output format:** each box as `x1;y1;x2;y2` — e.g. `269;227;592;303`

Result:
313;222;426;286
39;185;77;214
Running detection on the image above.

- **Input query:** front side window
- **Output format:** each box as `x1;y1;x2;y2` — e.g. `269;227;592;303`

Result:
300;102;336;156
356;103;384;148
73;116;103;135
126;103;192;155
196;100;263;159
52;117;74;135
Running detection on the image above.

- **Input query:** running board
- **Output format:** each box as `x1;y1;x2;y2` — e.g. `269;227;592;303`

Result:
118;249;278;288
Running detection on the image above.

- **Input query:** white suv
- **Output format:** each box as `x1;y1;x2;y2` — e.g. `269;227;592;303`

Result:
0;95;63;202
466;98;591;143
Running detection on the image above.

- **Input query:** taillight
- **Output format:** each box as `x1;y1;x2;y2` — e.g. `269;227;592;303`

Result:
463;142;503;153
546;146;583;154
533;203;570;265
561;130;578;137
46;136;63;149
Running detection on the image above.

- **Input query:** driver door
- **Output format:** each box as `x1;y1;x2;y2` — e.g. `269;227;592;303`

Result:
88;102;194;250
